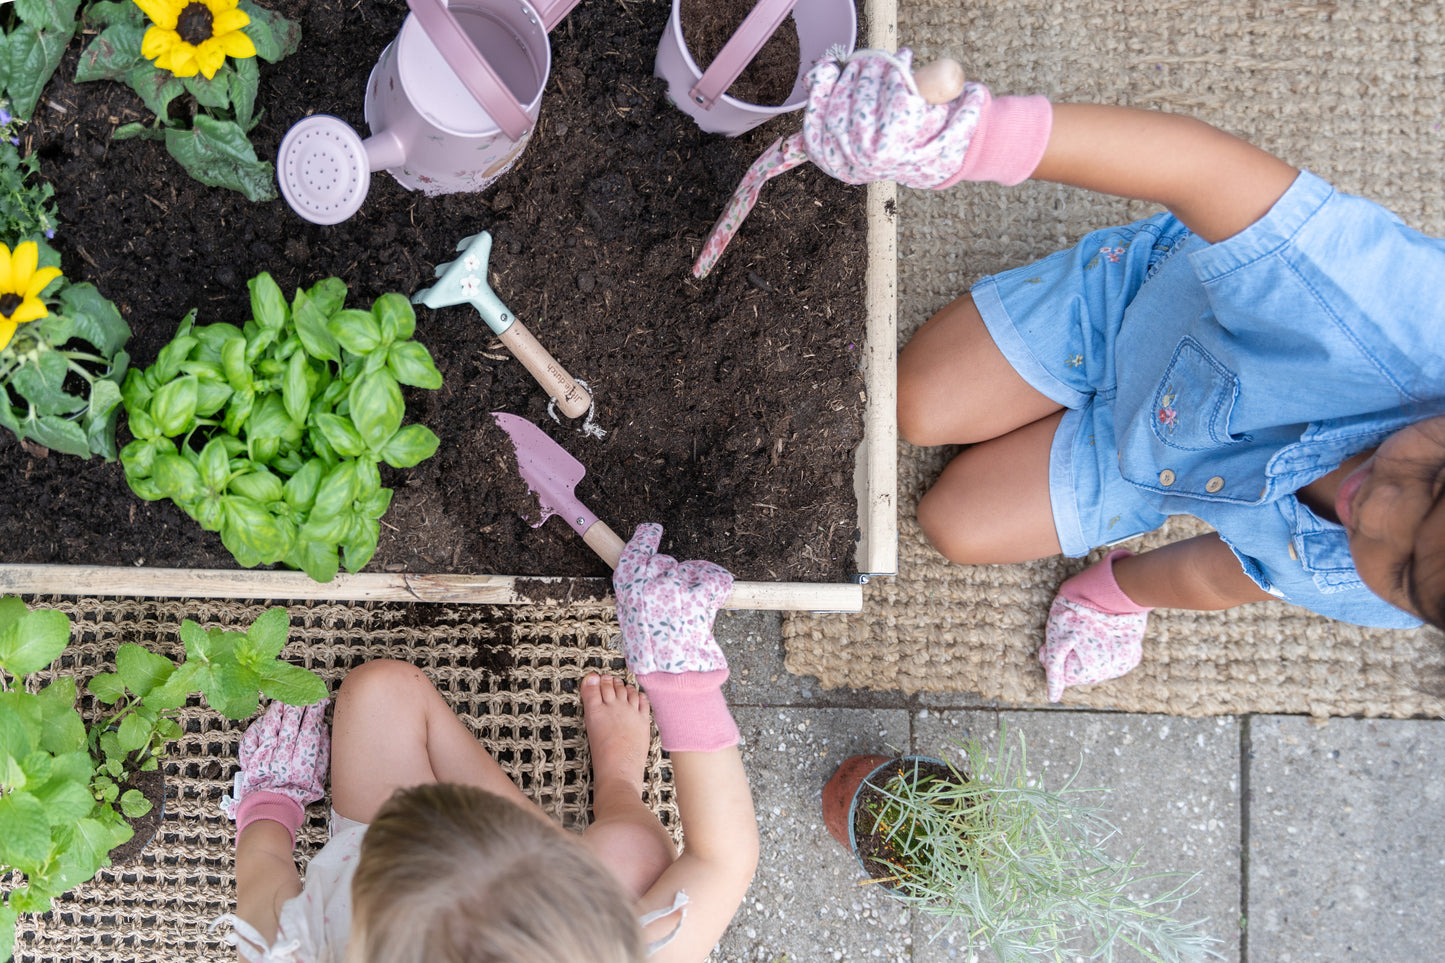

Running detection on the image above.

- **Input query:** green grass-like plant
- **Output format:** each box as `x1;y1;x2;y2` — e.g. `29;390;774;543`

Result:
858;728;1221;962
0;597;327;963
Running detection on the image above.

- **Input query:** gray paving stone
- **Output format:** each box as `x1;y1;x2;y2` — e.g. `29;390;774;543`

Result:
1246;716;1445;963
910;711;1242;962
716;609;915;709
716;706;914;963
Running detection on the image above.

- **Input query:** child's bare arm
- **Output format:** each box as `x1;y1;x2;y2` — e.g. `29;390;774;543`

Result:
234;821;303;944
638;749;760;962
1113;532;1275;609
1032;104;1299;243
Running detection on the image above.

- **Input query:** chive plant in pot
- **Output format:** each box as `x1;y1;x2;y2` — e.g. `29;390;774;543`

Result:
0;597;327;963
822;728;1221;962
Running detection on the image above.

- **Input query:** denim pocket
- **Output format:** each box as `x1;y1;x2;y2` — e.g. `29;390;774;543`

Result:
1149;337;1246;451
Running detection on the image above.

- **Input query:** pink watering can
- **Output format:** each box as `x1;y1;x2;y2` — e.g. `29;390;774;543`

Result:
277;0;581;225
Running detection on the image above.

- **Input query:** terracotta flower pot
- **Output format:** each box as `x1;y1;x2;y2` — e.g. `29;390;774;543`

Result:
821;754;951;889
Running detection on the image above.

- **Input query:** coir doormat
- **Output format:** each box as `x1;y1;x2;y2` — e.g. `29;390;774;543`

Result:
10;596;676;963
784;0;1445;718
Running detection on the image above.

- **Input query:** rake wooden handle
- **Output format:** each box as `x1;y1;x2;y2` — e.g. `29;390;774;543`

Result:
580;519;812;611
497;320;592;418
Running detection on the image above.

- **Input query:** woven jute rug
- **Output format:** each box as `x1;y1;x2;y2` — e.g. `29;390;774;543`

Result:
11;596;675;963
785;0;1445;716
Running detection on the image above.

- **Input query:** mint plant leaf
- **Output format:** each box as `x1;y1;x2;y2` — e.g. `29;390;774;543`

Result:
0;790;51;866
118;788;152;820
258;661;327;706
237;607;290;666
0;606;70;677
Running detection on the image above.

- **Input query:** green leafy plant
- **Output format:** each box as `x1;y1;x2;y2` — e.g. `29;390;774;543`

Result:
0;238;131;458
0;114;58;243
75;0;301;200
856;728;1219;962
120;273;443;582
0;0;83;122
0;597;327;963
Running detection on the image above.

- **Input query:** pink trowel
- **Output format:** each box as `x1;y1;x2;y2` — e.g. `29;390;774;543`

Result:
493;412;628;565
492;412;806;611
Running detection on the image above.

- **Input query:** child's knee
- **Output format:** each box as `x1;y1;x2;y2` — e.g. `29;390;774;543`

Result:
898;373;950;447
337;659;433;709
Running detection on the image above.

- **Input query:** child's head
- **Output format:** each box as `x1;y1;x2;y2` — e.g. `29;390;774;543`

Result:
349;782;644;963
1340;414;1445;630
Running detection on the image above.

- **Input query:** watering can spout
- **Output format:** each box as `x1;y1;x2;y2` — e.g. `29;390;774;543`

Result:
361;130;407;172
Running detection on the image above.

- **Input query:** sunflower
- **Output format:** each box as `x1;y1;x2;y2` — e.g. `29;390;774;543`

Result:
0;242;62;351
134;0;257;80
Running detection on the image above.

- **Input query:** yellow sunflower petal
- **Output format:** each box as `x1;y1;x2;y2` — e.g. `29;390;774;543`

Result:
0;245;13;293
11;242;38;286
203;0;241;12
142;25;180;61
8;298;48;327
23;266;62;301
218;30;256;60
195;41;227;79
167;46;201;78
0;317;16;351
133;0;181;30
212;8;249;32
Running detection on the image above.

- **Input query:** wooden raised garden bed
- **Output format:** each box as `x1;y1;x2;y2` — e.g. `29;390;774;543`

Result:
0;0;897;612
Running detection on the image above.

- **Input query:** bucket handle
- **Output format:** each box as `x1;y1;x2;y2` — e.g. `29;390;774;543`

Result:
688;0;801;111
530;0;584;31
405;0;534;141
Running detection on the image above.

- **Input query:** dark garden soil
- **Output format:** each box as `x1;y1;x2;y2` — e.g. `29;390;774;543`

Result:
107;766;166;864
852;758;953;886
680;0;801;106
0;0;869;583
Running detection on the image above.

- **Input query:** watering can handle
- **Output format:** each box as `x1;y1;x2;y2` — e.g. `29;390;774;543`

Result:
688;0;801;111
530;0;584;31
405;0;533;141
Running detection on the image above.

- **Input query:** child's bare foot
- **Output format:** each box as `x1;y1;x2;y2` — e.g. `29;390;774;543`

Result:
581;673;652;796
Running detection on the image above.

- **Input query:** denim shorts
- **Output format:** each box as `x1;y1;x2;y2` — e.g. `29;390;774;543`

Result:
970;214;1196;557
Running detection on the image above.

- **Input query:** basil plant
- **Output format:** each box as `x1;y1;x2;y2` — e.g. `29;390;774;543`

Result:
120;273;443;581
0;598;327;963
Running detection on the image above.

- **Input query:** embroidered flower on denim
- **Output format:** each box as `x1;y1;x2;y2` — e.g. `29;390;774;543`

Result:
1157;406;1178;431
1066;353;1084;368
1100;245;1125;263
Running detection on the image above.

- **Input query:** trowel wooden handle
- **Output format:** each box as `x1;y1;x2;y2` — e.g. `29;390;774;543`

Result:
497;320;592;419
914;57;966;105
582;518;823;611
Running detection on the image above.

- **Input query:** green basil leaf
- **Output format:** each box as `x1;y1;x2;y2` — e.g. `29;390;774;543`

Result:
282;459;324;511
387;340;443;389
221;497;291;565
194;494;226;531
379;424;441;468
348;371;403;451
247;272;287;331
118;788;153;820
153;452;204;502
306;277;347;316
292;288;340;363
359;487;393;519
341;522;381;573
0;607;70;678
149;375;198;436
228;468;285;504
328;308;382;355
223;385;256;436
198;436;232;491
314;412;366;458
258;661;328;705
310;461;359;519
194;378;234;417
116;713;151;754
153;335;198;383
121;368;153;412
114;643;176;699
283;350;312;425
221;336;251;390
375;291;416;341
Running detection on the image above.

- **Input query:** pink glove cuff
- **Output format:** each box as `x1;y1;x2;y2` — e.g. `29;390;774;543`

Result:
936;93;1053;188
235;790;305;847
636;669;740;753
1059;549;1152;615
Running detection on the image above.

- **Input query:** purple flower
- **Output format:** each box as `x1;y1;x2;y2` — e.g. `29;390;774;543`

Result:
0;108;12;126
8;137;17;147
44;229;54;239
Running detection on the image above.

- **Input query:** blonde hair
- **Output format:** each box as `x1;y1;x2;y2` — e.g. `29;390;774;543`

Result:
350;783;644;963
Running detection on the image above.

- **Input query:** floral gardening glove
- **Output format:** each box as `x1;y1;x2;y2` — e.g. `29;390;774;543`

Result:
1038;550;1151;702
613;523;739;751
800;48;1051;190
220;699;330;846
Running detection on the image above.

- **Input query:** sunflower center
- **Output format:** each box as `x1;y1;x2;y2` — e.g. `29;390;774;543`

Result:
0;294;22;318
176;3;215;45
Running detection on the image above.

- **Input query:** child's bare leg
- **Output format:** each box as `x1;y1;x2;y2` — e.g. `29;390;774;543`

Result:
917;410;1066;564
898;293;1061;447
330;659;538;823
577;674;677;899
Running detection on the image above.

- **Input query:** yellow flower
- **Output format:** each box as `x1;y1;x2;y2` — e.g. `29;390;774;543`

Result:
134;0;256;80
0;242;61;351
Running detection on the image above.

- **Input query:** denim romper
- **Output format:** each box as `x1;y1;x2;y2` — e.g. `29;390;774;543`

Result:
972;171;1445;628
